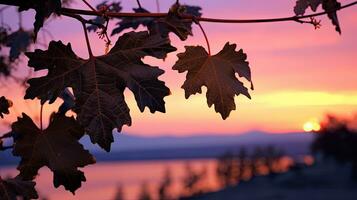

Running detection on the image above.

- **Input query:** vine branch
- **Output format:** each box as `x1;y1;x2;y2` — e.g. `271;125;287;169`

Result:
59;1;357;24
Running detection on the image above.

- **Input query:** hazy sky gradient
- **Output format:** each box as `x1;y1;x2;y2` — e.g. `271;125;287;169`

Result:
1;0;356;136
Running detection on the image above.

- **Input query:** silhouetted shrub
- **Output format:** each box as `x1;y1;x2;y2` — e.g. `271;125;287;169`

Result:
312;115;357;179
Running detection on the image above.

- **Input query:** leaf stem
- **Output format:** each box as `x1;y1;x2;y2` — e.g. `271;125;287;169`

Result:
195;20;211;55
40;103;44;130
59;1;357;24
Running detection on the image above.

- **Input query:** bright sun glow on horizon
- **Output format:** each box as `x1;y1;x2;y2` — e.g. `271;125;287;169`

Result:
303;120;321;132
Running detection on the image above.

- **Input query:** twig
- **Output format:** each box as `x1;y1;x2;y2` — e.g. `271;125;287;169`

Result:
295;17;321;29
59;1;357;24
82;0;96;12
62;12;105;29
0;131;12;139
136;0;142;9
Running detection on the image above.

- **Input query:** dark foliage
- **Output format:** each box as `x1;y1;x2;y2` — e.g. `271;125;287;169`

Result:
153;4;202;41
24;31;175;151
173;43;252;119
0;96;12;118
5;29;32;61
12;113;96;193
1;0;61;39
138;183;152;200
111;7;152;36
294;0;342;33
0;56;11;77
158;168;173;200
112;4;202;41
0;176;38;200
182;164;207;197
312;116;357;178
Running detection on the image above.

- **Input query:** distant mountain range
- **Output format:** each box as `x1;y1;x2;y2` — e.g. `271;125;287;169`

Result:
0;131;315;166
89;131;313;152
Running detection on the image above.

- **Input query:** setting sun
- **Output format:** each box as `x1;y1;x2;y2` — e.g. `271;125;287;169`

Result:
303;121;321;132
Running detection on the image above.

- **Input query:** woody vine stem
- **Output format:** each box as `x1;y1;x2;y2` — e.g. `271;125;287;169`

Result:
57;0;357;57
59;1;357;23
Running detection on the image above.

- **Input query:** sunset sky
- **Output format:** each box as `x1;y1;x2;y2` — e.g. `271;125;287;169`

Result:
0;0;356;136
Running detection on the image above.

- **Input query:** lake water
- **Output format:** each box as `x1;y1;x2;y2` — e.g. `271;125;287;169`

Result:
0;159;219;200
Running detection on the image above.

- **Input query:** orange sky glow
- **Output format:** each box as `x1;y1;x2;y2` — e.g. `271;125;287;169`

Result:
0;0;356;136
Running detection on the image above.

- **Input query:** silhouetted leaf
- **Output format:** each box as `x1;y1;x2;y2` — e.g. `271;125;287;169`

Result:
294;0;341;33
12;113;96;193
25;31;176;151
58;88;75;115
294;0;322;15
111;4;202;41
0;27;9;48
0;96;12;118
153;4;202;41
322;0;341;34
0;56;11;77
111;7;153;36
8;0;62;40
173;43;252;119
0;176;38;200
5;29;32;61
87;1;122;32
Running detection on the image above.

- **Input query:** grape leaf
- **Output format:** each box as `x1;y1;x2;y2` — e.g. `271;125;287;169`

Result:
173;43;252;119
294;0;341;33
5;29;32;61
0;176;38;200
12;113;96;193
152;4;202;41
87;1;122;32
58;88;75;115
0;0;62;40
0;96;12;118
111;7;153;36
322;0;341;34
0;56;11;77
0;27;9;48
24;31;175;151
111;4;202;41
294;0;322;15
